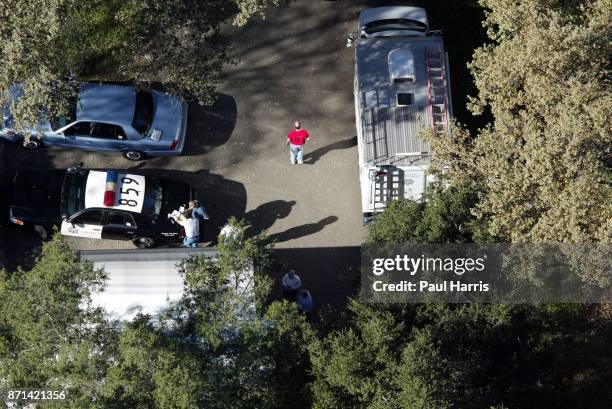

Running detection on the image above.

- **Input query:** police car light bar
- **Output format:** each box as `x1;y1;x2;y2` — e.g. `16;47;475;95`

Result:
103;170;118;207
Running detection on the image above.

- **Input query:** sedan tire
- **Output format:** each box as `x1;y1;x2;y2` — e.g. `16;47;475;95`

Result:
132;237;155;249
123;150;146;161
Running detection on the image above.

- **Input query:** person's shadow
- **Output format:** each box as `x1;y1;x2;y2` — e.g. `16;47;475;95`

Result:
267;216;338;243
303;136;357;165
244;200;296;236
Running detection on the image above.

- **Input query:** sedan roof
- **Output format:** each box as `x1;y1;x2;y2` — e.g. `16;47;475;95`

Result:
77;83;136;126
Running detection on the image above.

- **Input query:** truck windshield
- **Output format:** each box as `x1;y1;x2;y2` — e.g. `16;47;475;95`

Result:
61;171;87;217
363;19;427;35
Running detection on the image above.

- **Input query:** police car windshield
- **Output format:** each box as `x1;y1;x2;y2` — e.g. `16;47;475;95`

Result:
62;171;87;217
142;177;162;219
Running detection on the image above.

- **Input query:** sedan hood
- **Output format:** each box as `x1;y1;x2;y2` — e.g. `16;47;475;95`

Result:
10;170;65;223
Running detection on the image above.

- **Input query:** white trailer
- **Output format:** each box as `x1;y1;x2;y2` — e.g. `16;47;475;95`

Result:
350;7;452;223
80;247;217;321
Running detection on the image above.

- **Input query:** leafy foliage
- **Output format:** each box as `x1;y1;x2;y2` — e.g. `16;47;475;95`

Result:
426;0;611;243
367;183;484;244
309;301;612;409
0;225;312;408
0;0;280;130
0;235;114;406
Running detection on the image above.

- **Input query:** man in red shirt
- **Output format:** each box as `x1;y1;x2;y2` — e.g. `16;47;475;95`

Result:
286;121;310;165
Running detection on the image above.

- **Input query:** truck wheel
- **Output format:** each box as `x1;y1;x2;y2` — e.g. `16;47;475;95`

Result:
132;237;155;249
20;138;42;150
124;150;145;161
33;225;49;241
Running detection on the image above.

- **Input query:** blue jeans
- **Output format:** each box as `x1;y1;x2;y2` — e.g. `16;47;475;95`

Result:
183;236;199;248
192;206;209;220
290;144;304;164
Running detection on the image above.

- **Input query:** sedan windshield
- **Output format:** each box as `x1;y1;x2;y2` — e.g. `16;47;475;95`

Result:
61;171;87;217
363;19;427;35
132;90;154;135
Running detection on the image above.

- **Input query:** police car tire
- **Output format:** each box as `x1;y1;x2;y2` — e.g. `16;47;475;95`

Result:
133;237;155;249
20;138;41;150
124;150;145;161
33;225;49;241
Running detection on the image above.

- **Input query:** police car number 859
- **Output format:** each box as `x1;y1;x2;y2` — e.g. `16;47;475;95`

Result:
85;171;146;213
118;176;141;208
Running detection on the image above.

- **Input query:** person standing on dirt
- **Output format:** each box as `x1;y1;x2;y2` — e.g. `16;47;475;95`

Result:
286;121;310;165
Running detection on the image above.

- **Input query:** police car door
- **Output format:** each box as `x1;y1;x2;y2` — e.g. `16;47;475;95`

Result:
60;208;104;239
101;210;138;241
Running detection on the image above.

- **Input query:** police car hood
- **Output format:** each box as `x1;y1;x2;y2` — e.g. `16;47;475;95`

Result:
10;170;64;222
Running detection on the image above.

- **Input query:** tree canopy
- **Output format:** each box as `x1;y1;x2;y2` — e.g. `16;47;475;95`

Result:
426;0;611;243
366;183;484;244
0;0;280;130
0;223;313;408
309;301;612;409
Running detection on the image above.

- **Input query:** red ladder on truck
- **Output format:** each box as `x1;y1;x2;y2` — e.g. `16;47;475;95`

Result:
425;45;448;131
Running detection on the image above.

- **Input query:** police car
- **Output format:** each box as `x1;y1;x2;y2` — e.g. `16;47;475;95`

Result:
8;165;194;248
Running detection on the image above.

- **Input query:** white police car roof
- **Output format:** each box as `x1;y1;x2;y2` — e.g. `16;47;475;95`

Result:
84;170;146;213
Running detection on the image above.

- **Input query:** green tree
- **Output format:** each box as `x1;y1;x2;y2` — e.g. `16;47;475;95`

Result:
0;235;116;407
426;0;611;243
309;301;412;409
310;301;612;409
98;315;209;408
159;218;313;408
0;0;280;131
367;183;483;244
1;223;313;408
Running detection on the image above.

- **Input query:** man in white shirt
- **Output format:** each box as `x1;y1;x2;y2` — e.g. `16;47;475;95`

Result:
281;270;301;301
174;211;200;248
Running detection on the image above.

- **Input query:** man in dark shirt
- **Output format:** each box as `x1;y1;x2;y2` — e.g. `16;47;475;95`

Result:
286;121;310;164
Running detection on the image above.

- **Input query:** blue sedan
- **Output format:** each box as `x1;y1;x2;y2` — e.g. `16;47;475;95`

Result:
0;83;188;160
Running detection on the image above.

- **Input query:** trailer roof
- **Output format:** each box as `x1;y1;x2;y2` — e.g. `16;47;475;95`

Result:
356;36;448;167
80;248;217;321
